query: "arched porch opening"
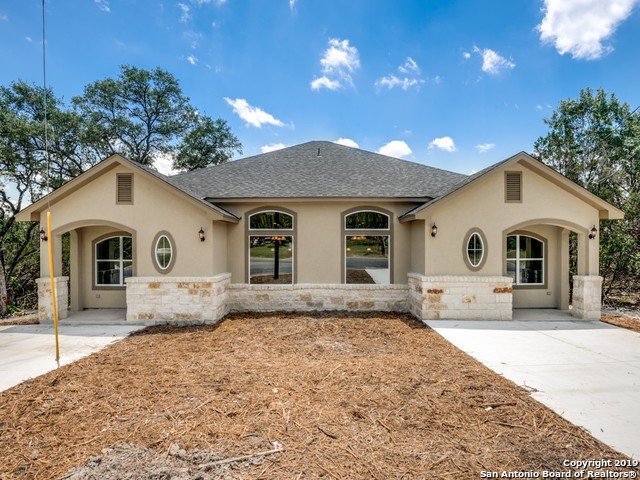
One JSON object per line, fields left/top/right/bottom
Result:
{"left": 50, "top": 220, "right": 137, "bottom": 313}
{"left": 503, "top": 218, "right": 597, "bottom": 311}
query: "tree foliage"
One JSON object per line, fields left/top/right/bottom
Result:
{"left": 534, "top": 88, "right": 640, "bottom": 301}
{"left": 73, "top": 65, "right": 241, "bottom": 170}
{"left": 0, "top": 67, "right": 242, "bottom": 315}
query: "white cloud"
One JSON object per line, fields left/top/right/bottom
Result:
{"left": 334, "top": 138, "right": 359, "bottom": 148}
{"left": 310, "top": 75, "right": 342, "bottom": 91}
{"left": 154, "top": 152, "right": 178, "bottom": 176}
{"left": 428, "top": 136, "right": 457, "bottom": 152}
{"left": 472, "top": 46, "right": 516, "bottom": 74}
{"left": 94, "top": 0, "right": 110, "bottom": 12}
{"left": 375, "top": 57, "right": 424, "bottom": 91}
{"left": 186, "top": 55, "right": 198, "bottom": 65}
{"left": 398, "top": 57, "right": 420, "bottom": 74}
{"left": 261, "top": 143, "right": 287, "bottom": 153}
{"left": 475, "top": 143, "right": 496, "bottom": 153}
{"left": 537, "top": 0, "right": 638, "bottom": 60}
{"left": 191, "top": 0, "right": 227, "bottom": 4}
{"left": 224, "top": 98, "right": 284, "bottom": 128}
{"left": 377, "top": 140, "right": 412, "bottom": 158}
{"left": 311, "top": 38, "right": 360, "bottom": 91}
{"left": 178, "top": 3, "right": 191, "bottom": 23}
{"left": 289, "top": 0, "right": 296, "bottom": 12}
{"left": 375, "top": 75, "right": 421, "bottom": 91}
{"left": 463, "top": 51, "right": 471, "bottom": 59}
{"left": 25, "top": 36, "right": 33, "bottom": 43}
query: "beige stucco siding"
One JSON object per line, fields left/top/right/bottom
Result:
{"left": 413, "top": 164, "right": 600, "bottom": 308}
{"left": 221, "top": 201, "right": 417, "bottom": 284}
{"left": 39, "top": 165, "right": 228, "bottom": 309}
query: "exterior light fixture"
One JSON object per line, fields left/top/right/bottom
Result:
{"left": 39, "top": 228, "right": 48, "bottom": 242}
{"left": 198, "top": 227, "right": 205, "bottom": 241}
{"left": 431, "top": 224, "right": 438, "bottom": 237}
{"left": 588, "top": 225, "right": 597, "bottom": 240}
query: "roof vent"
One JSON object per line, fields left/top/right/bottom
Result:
{"left": 317, "top": 147, "right": 321, "bottom": 157}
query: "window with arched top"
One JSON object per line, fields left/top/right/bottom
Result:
{"left": 506, "top": 234, "right": 545, "bottom": 285}
{"left": 247, "top": 209, "right": 295, "bottom": 284}
{"left": 343, "top": 209, "right": 392, "bottom": 285}
{"left": 95, "top": 235, "right": 133, "bottom": 286}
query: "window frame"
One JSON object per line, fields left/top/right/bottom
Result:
{"left": 245, "top": 207, "right": 297, "bottom": 284}
{"left": 151, "top": 231, "right": 177, "bottom": 274}
{"left": 463, "top": 228, "right": 487, "bottom": 271}
{"left": 93, "top": 233, "right": 133, "bottom": 289}
{"left": 342, "top": 207, "right": 393, "bottom": 284}
{"left": 505, "top": 232, "right": 546, "bottom": 288}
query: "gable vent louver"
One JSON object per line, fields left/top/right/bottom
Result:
{"left": 117, "top": 174, "right": 133, "bottom": 203}
{"left": 505, "top": 172, "right": 522, "bottom": 202}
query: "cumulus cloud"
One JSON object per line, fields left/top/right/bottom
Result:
{"left": 186, "top": 55, "right": 198, "bottom": 65}
{"left": 310, "top": 76, "right": 341, "bottom": 91}
{"left": 178, "top": 3, "right": 191, "bottom": 23}
{"left": 475, "top": 143, "right": 496, "bottom": 153}
{"left": 537, "top": 0, "right": 638, "bottom": 60}
{"left": 310, "top": 38, "right": 360, "bottom": 91}
{"left": 375, "top": 57, "right": 424, "bottom": 91}
{"left": 289, "top": 0, "right": 296, "bottom": 11}
{"left": 334, "top": 138, "right": 359, "bottom": 148}
{"left": 224, "top": 98, "right": 284, "bottom": 128}
{"left": 428, "top": 136, "right": 456, "bottom": 152}
{"left": 463, "top": 51, "right": 471, "bottom": 59}
{"left": 472, "top": 46, "right": 515, "bottom": 74}
{"left": 261, "top": 143, "right": 287, "bottom": 153}
{"left": 95, "top": 0, "right": 110, "bottom": 13}
{"left": 377, "top": 140, "right": 412, "bottom": 158}
{"left": 154, "top": 152, "right": 178, "bottom": 176}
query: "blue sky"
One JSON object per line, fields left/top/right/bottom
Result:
{"left": 1, "top": 0, "right": 639, "bottom": 175}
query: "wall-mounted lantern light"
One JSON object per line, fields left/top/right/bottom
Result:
{"left": 431, "top": 224, "right": 438, "bottom": 237}
{"left": 198, "top": 227, "right": 205, "bottom": 242}
{"left": 39, "top": 228, "right": 48, "bottom": 242}
{"left": 588, "top": 225, "right": 598, "bottom": 240}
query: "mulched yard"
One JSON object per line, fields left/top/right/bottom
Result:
{"left": 1, "top": 312, "right": 638, "bottom": 479}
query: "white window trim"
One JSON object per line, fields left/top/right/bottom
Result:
{"left": 155, "top": 235, "right": 173, "bottom": 271}
{"left": 466, "top": 232, "right": 484, "bottom": 268}
{"left": 507, "top": 234, "right": 545, "bottom": 286}
{"left": 95, "top": 236, "right": 132, "bottom": 287}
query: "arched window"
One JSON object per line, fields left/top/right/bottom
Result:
{"left": 506, "top": 234, "right": 544, "bottom": 285}
{"left": 343, "top": 209, "right": 392, "bottom": 284}
{"left": 95, "top": 235, "right": 133, "bottom": 286}
{"left": 247, "top": 209, "right": 295, "bottom": 284}
{"left": 464, "top": 229, "right": 487, "bottom": 271}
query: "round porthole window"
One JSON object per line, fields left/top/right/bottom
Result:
{"left": 152, "top": 232, "right": 175, "bottom": 273}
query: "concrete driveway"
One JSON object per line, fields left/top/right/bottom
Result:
{"left": 0, "top": 324, "right": 145, "bottom": 392}
{"left": 426, "top": 317, "right": 640, "bottom": 459}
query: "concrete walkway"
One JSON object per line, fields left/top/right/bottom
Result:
{"left": 0, "top": 323, "right": 145, "bottom": 392}
{"left": 426, "top": 316, "right": 640, "bottom": 459}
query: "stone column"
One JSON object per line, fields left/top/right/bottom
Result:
{"left": 36, "top": 277, "right": 69, "bottom": 322}
{"left": 572, "top": 275, "right": 602, "bottom": 320}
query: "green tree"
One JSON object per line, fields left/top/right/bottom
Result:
{"left": 534, "top": 88, "right": 640, "bottom": 300}
{"left": 73, "top": 65, "right": 242, "bottom": 170}
{"left": 0, "top": 81, "right": 85, "bottom": 315}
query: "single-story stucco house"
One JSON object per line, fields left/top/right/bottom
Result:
{"left": 17, "top": 140, "right": 623, "bottom": 323}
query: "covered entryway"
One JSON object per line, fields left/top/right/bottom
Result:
{"left": 504, "top": 219, "right": 599, "bottom": 313}
{"left": 49, "top": 220, "right": 136, "bottom": 315}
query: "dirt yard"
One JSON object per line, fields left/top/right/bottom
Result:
{"left": 1, "top": 312, "right": 637, "bottom": 479}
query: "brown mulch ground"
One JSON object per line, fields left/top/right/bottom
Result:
{"left": 601, "top": 313, "right": 640, "bottom": 333}
{"left": 1, "top": 312, "right": 638, "bottom": 479}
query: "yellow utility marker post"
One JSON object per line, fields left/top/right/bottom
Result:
{"left": 46, "top": 211, "right": 60, "bottom": 366}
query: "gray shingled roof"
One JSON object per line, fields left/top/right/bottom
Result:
{"left": 168, "top": 141, "right": 468, "bottom": 200}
